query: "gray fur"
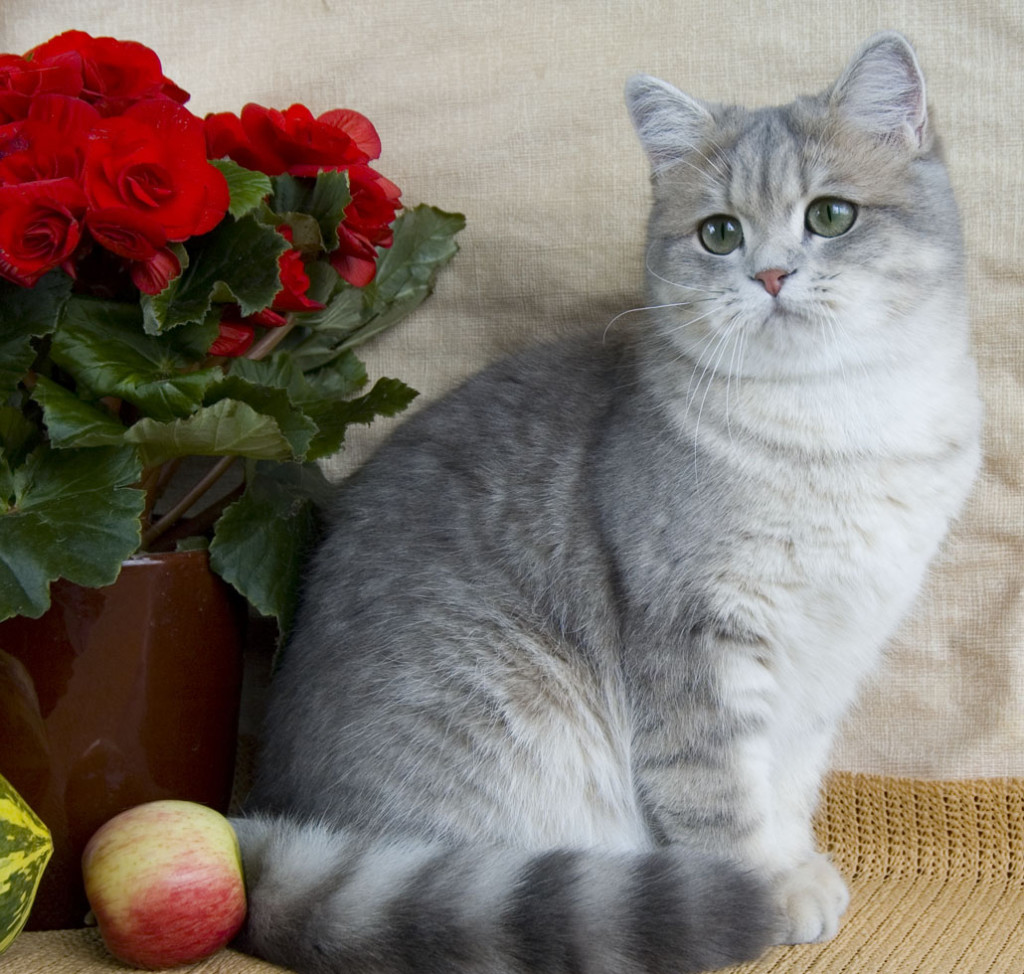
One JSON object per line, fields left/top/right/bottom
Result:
{"left": 236, "top": 32, "right": 981, "bottom": 973}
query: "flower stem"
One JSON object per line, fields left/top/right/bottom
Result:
{"left": 140, "top": 455, "right": 239, "bottom": 550}
{"left": 246, "top": 314, "right": 298, "bottom": 361}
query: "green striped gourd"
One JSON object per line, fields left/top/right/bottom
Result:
{"left": 0, "top": 773, "right": 52, "bottom": 953}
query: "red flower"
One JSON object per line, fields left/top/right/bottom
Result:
{"left": 0, "top": 51, "right": 82, "bottom": 122}
{"left": 330, "top": 165, "right": 402, "bottom": 287}
{"left": 0, "top": 178, "right": 86, "bottom": 285}
{"left": 209, "top": 320, "right": 255, "bottom": 357}
{"left": 83, "top": 99, "right": 228, "bottom": 241}
{"left": 204, "top": 103, "right": 380, "bottom": 176}
{"left": 84, "top": 206, "right": 180, "bottom": 295}
{"left": 275, "top": 247, "right": 324, "bottom": 311}
{"left": 26, "top": 30, "right": 188, "bottom": 116}
{"left": 128, "top": 246, "right": 180, "bottom": 296}
{"left": 271, "top": 226, "right": 325, "bottom": 312}
{"left": 0, "top": 94, "right": 101, "bottom": 184}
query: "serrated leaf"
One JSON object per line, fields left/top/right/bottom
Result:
{"left": 338, "top": 205, "right": 465, "bottom": 351}
{"left": 269, "top": 171, "right": 351, "bottom": 253}
{"left": 162, "top": 310, "right": 222, "bottom": 358}
{"left": 140, "top": 214, "right": 289, "bottom": 333}
{"left": 291, "top": 283, "right": 363, "bottom": 336}
{"left": 0, "top": 446, "right": 144, "bottom": 621}
{"left": 209, "top": 461, "right": 330, "bottom": 633}
{"left": 293, "top": 205, "right": 464, "bottom": 358}
{"left": 303, "top": 260, "right": 339, "bottom": 305}
{"left": 210, "top": 159, "right": 273, "bottom": 218}
{"left": 50, "top": 298, "right": 222, "bottom": 422}
{"left": 30, "top": 376, "right": 126, "bottom": 448}
{"left": 0, "top": 272, "right": 73, "bottom": 397}
{"left": 300, "top": 350, "right": 368, "bottom": 402}
{"left": 304, "top": 376, "right": 417, "bottom": 460}
{"left": 0, "top": 408, "right": 42, "bottom": 470}
{"left": 228, "top": 353, "right": 313, "bottom": 402}
{"left": 205, "top": 376, "right": 317, "bottom": 459}
{"left": 123, "top": 398, "right": 295, "bottom": 467}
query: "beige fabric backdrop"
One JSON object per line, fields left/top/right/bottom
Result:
{"left": 3, "top": 0, "right": 1022, "bottom": 778}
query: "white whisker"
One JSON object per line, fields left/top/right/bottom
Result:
{"left": 602, "top": 301, "right": 701, "bottom": 342}
{"left": 644, "top": 249, "right": 726, "bottom": 296}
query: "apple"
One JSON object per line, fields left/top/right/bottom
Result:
{"left": 81, "top": 800, "right": 247, "bottom": 969}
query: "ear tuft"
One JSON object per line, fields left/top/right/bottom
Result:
{"left": 625, "top": 74, "right": 714, "bottom": 172}
{"left": 831, "top": 31, "right": 928, "bottom": 148}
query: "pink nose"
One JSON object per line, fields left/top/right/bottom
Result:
{"left": 754, "top": 268, "right": 790, "bottom": 297}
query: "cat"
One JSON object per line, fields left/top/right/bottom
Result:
{"left": 234, "top": 31, "right": 982, "bottom": 974}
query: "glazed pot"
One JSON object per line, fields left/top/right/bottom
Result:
{"left": 0, "top": 549, "right": 244, "bottom": 929}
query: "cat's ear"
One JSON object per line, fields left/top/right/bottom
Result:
{"left": 830, "top": 32, "right": 928, "bottom": 148}
{"left": 625, "top": 75, "right": 714, "bottom": 172}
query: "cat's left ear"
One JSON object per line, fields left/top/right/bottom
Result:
{"left": 830, "top": 32, "right": 929, "bottom": 149}
{"left": 625, "top": 74, "right": 714, "bottom": 172}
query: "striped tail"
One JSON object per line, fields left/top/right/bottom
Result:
{"left": 232, "top": 816, "right": 775, "bottom": 974}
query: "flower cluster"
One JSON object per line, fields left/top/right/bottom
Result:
{"left": 0, "top": 31, "right": 463, "bottom": 631}
{"left": 0, "top": 30, "right": 402, "bottom": 355}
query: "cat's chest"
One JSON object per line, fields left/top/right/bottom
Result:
{"left": 709, "top": 446, "right": 966, "bottom": 671}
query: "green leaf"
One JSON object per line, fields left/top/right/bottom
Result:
{"left": 228, "top": 353, "right": 313, "bottom": 403}
{"left": 292, "top": 205, "right": 465, "bottom": 359}
{"left": 0, "top": 272, "right": 73, "bottom": 398}
{"left": 0, "top": 446, "right": 144, "bottom": 621}
{"left": 300, "top": 350, "right": 368, "bottom": 402}
{"left": 210, "top": 159, "right": 273, "bottom": 219}
{"left": 140, "top": 214, "right": 289, "bottom": 333}
{"left": 224, "top": 350, "right": 397, "bottom": 460}
{"left": 30, "top": 376, "right": 126, "bottom": 448}
{"left": 230, "top": 349, "right": 367, "bottom": 404}
{"left": 123, "top": 398, "right": 295, "bottom": 467}
{"left": 303, "top": 260, "right": 339, "bottom": 305}
{"left": 304, "top": 376, "right": 417, "bottom": 460}
{"left": 162, "top": 309, "right": 222, "bottom": 359}
{"left": 269, "top": 171, "right": 351, "bottom": 253}
{"left": 338, "top": 205, "right": 465, "bottom": 351}
{"left": 291, "top": 283, "right": 363, "bottom": 337}
{"left": 0, "top": 407, "right": 41, "bottom": 471}
{"left": 205, "top": 376, "right": 317, "bottom": 459}
{"left": 50, "top": 298, "right": 222, "bottom": 422}
{"left": 209, "top": 461, "right": 330, "bottom": 633}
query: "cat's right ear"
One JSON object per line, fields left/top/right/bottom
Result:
{"left": 625, "top": 75, "right": 713, "bottom": 173}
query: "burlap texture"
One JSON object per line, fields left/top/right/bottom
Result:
{"left": 1, "top": 0, "right": 1021, "bottom": 773}
{"left": 3, "top": 774, "right": 1022, "bottom": 973}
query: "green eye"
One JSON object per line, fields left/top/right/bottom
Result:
{"left": 806, "top": 197, "right": 857, "bottom": 237}
{"left": 699, "top": 215, "right": 744, "bottom": 255}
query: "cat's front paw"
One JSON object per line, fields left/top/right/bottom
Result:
{"left": 772, "top": 855, "right": 850, "bottom": 944}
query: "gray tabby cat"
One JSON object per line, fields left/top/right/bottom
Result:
{"left": 235, "top": 32, "right": 981, "bottom": 974}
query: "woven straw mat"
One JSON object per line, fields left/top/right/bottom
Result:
{"left": 2, "top": 773, "right": 1021, "bottom": 974}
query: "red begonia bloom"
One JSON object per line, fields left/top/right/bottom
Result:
{"left": 0, "top": 94, "right": 101, "bottom": 184}
{"left": 329, "top": 165, "right": 402, "bottom": 287}
{"left": 0, "top": 51, "right": 82, "bottom": 122}
{"left": 271, "top": 226, "right": 325, "bottom": 312}
{"left": 204, "top": 103, "right": 380, "bottom": 176}
{"left": 209, "top": 320, "right": 255, "bottom": 357}
{"left": 26, "top": 30, "right": 188, "bottom": 116}
{"left": 84, "top": 205, "right": 181, "bottom": 295}
{"left": 83, "top": 99, "right": 228, "bottom": 242}
{"left": 0, "top": 177, "right": 87, "bottom": 285}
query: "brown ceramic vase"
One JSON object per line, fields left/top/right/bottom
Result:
{"left": 0, "top": 549, "right": 244, "bottom": 929}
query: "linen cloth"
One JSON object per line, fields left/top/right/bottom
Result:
{"left": 2, "top": 0, "right": 1021, "bottom": 789}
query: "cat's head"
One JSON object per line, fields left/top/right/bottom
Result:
{"left": 625, "top": 32, "right": 966, "bottom": 380}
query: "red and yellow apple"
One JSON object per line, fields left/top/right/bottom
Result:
{"left": 81, "top": 800, "right": 247, "bottom": 969}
